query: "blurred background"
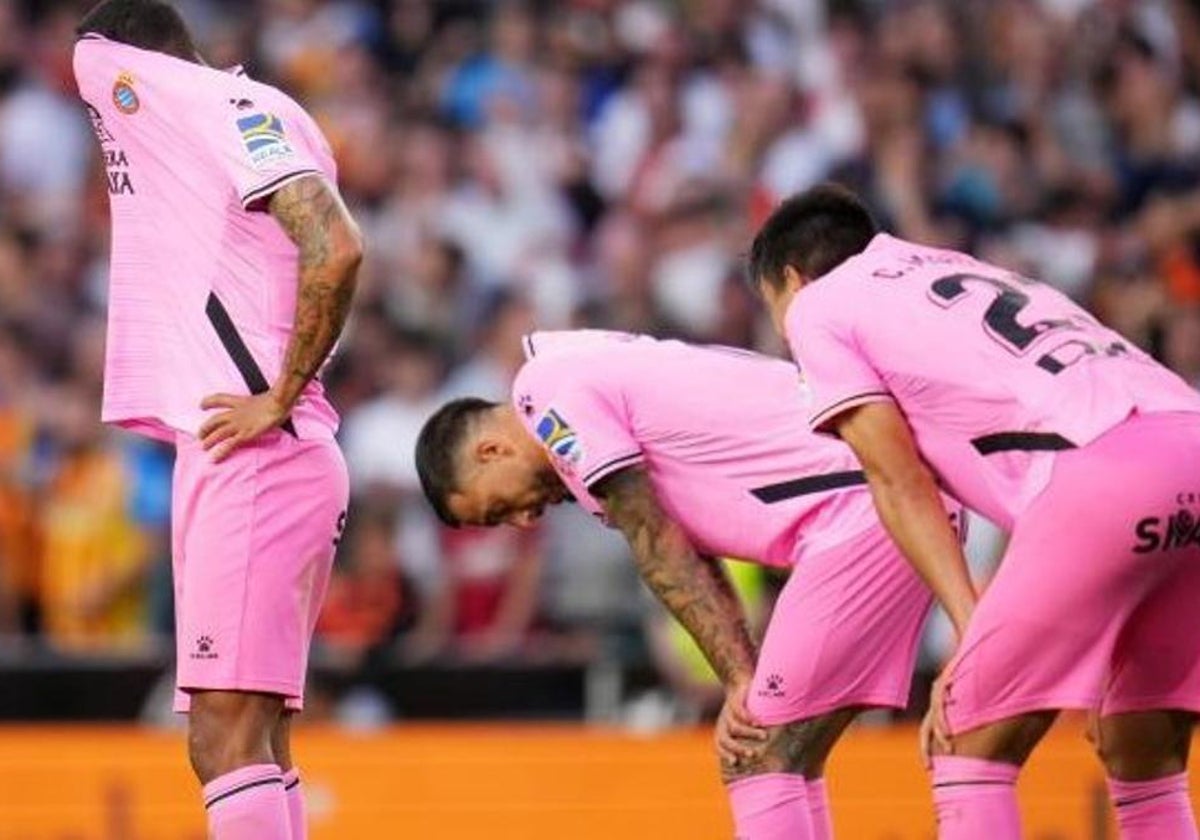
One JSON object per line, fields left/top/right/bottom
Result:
{"left": 1, "top": 0, "right": 1199, "bottom": 836}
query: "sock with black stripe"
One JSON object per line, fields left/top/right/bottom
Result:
{"left": 1107, "top": 772, "right": 1198, "bottom": 840}
{"left": 282, "top": 768, "right": 307, "bottom": 840}
{"left": 727, "top": 773, "right": 812, "bottom": 839}
{"left": 931, "top": 755, "right": 1021, "bottom": 839}
{"left": 203, "top": 763, "right": 291, "bottom": 840}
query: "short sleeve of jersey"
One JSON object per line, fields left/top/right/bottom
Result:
{"left": 787, "top": 291, "right": 892, "bottom": 433}
{"left": 209, "top": 92, "right": 325, "bottom": 210}
{"left": 516, "top": 360, "right": 644, "bottom": 490}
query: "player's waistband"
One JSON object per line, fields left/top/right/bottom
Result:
{"left": 970, "top": 431, "right": 1076, "bottom": 456}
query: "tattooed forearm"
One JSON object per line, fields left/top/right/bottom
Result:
{"left": 267, "top": 174, "right": 363, "bottom": 409}
{"left": 595, "top": 467, "right": 757, "bottom": 686}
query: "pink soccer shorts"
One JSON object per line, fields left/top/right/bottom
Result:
{"left": 942, "top": 411, "right": 1200, "bottom": 735}
{"left": 747, "top": 515, "right": 952, "bottom": 724}
{"left": 171, "top": 429, "right": 348, "bottom": 713}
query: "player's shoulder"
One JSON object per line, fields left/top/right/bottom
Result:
{"left": 795, "top": 264, "right": 860, "bottom": 327}
{"left": 230, "top": 73, "right": 305, "bottom": 113}
{"left": 72, "top": 34, "right": 178, "bottom": 93}
{"left": 515, "top": 334, "right": 627, "bottom": 395}
{"left": 524, "top": 329, "right": 653, "bottom": 358}
{"left": 514, "top": 346, "right": 595, "bottom": 389}
{"left": 227, "top": 74, "right": 324, "bottom": 141}
{"left": 802, "top": 234, "right": 967, "bottom": 315}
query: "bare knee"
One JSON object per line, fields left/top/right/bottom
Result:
{"left": 948, "top": 710, "right": 1057, "bottom": 766}
{"left": 188, "top": 691, "right": 285, "bottom": 784}
{"left": 1093, "top": 711, "right": 1194, "bottom": 781}
{"left": 720, "top": 708, "right": 859, "bottom": 784}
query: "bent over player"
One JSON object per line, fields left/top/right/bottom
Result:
{"left": 73, "top": 2, "right": 362, "bottom": 838}
{"left": 750, "top": 184, "right": 1200, "bottom": 839}
{"left": 416, "top": 330, "right": 961, "bottom": 839}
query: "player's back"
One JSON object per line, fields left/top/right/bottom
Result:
{"left": 515, "top": 331, "right": 881, "bottom": 566}
{"left": 793, "top": 234, "right": 1200, "bottom": 526}
{"left": 72, "top": 35, "right": 338, "bottom": 441}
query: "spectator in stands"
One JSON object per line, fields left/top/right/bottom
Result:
{"left": 316, "top": 502, "right": 413, "bottom": 663}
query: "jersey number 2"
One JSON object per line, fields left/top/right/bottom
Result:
{"left": 928, "top": 273, "right": 1127, "bottom": 374}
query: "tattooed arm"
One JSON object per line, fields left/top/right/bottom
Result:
{"left": 267, "top": 174, "right": 363, "bottom": 411}
{"left": 198, "top": 174, "right": 362, "bottom": 460}
{"left": 593, "top": 466, "right": 757, "bottom": 686}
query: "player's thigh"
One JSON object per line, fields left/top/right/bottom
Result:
{"left": 1102, "top": 548, "right": 1200, "bottom": 721}
{"left": 942, "top": 416, "right": 1198, "bottom": 738}
{"left": 174, "top": 434, "right": 347, "bottom": 703}
{"left": 1095, "top": 546, "right": 1200, "bottom": 779}
{"left": 748, "top": 524, "right": 932, "bottom": 727}
{"left": 242, "top": 436, "right": 348, "bottom": 689}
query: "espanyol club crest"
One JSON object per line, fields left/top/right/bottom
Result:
{"left": 112, "top": 72, "right": 139, "bottom": 114}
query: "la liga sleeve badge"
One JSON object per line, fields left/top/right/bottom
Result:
{"left": 535, "top": 408, "right": 584, "bottom": 470}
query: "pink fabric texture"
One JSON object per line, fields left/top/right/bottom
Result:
{"left": 1108, "top": 773, "right": 1199, "bottom": 840}
{"left": 806, "top": 777, "right": 834, "bottom": 840}
{"left": 932, "top": 756, "right": 1021, "bottom": 840}
{"left": 203, "top": 763, "right": 290, "bottom": 840}
{"left": 72, "top": 35, "right": 339, "bottom": 443}
{"left": 727, "top": 773, "right": 812, "bottom": 840}
{"left": 283, "top": 768, "right": 306, "bottom": 840}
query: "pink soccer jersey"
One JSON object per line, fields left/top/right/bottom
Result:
{"left": 788, "top": 233, "right": 1200, "bottom": 528}
{"left": 72, "top": 35, "right": 339, "bottom": 442}
{"left": 511, "top": 330, "right": 881, "bottom": 566}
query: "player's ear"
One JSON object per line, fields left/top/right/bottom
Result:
{"left": 782, "top": 264, "right": 807, "bottom": 292}
{"left": 475, "top": 435, "right": 514, "bottom": 464}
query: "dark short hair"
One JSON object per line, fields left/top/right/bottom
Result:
{"left": 414, "top": 398, "right": 499, "bottom": 527}
{"left": 77, "top": 0, "right": 197, "bottom": 60}
{"left": 748, "top": 183, "right": 878, "bottom": 291}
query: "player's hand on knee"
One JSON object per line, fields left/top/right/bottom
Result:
{"left": 199, "top": 392, "right": 290, "bottom": 462}
{"left": 716, "top": 680, "right": 769, "bottom": 769}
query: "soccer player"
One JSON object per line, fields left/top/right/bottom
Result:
{"left": 416, "top": 330, "right": 962, "bottom": 839}
{"left": 749, "top": 184, "right": 1200, "bottom": 839}
{"left": 72, "top": 3, "right": 362, "bottom": 838}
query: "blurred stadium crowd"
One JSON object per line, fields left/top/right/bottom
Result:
{"left": 2, "top": 0, "right": 1200, "bottom": 721}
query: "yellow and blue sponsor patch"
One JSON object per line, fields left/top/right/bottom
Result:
{"left": 236, "top": 112, "right": 293, "bottom": 169}
{"left": 536, "top": 409, "right": 583, "bottom": 468}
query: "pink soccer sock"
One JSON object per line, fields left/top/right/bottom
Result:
{"left": 1108, "top": 773, "right": 1199, "bottom": 840}
{"left": 931, "top": 756, "right": 1021, "bottom": 840}
{"left": 806, "top": 777, "right": 834, "bottom": 839}
{"left": 727, "top": 773, "right": 812, "bottom": 839}
{"left": 282, "top": 768, "right": 307, "bottom": 840}
{"left": 203, "top": 763, "right": 291, "bottom": 840}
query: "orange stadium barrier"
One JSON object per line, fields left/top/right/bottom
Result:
{"left": 1, "top": 721, "right": 1197, "bottom": 839}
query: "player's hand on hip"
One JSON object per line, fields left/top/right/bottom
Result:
{"left": 199, "top": 392, "right": 289, "bottom": 462}
{"left": 920, "top": 668, "right": 954, "bottom": 768}
{"left": 716, "top": 679, "right": 769, "bottom": 769}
